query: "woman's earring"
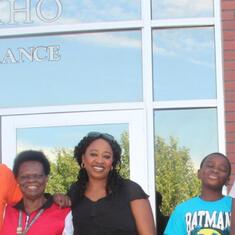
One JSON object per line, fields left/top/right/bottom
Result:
{"left": 81, "top": 162, "right": 85, "bottom": 168}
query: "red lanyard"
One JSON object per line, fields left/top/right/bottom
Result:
{"left": 16, "top": 209, "right": 44, "bottom": 235}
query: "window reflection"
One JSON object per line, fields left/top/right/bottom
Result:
{"left": 154, "top": 108, "right": 218, "bottom": 167}
{"left": 17, "top": 124, "right": 128, "bottom": 155}
{"left": 153, "top": 27, "right": 216, "bottom": 101}
{"left": 0, "top": 0, "right": 141, "bottom": 28}
{"left": 0, "top": 31, "right": 142, "bottom": 108}
{"left": 154, "top": 108, "right": 218, "bottom": 216}
{"left": 152, "top": 0, "right": 213, "bottom": 19}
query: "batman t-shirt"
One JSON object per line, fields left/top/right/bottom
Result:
{"left": 164, "top": 196, "right": 232, "bottom": 235}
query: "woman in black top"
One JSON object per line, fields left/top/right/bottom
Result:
{"left": 66, "top": 132, "right": 156, "bottom": 235}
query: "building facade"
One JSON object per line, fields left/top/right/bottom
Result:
{"left": 0, "top": 0, "right": 234, "bottom": 215}
{"left": 222, "top": 0, "right": 235, "bottom": 182}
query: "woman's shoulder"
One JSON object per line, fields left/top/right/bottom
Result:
{"left": 122, "top": 179, "right": 142, "bottom": 188}
{"left": 120, "top": 179, "right": 149, "bottom": 201}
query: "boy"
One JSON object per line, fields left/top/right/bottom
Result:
{"left": 164, "top": 152, "right": 232, "bottom": 235}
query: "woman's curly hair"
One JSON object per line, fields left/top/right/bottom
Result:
{"left": 69, "top": 132, "right": 124, "bottom": 206}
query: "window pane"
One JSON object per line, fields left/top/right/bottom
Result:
{"left": 0, "top": 0, "right": 141, "bottom": 28}
{"left": 152, "top": 0, "right": 213, "bottom": 19}
{"left": 154, "top": 108, "right": 218, "bottom": 215}
{"left": 153, "top": 27, "right": 216, "bottom": 101}
{"left": 0, "top": 31, "right": 142, "bottom": 108}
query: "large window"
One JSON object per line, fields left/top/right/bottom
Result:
{"left": 151, "top": 0, "right": 224, "bottom": 216}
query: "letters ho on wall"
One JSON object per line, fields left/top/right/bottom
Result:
{"left": 0, "top": 0, "right": 63, "bottom": 64}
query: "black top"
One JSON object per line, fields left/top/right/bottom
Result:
{"left": 156, "top": 209, "right": 169, "bottom": 235}
{"left": 71, "top": 179, "right": 148, "bottom": 235}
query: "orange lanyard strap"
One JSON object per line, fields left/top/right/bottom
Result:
{"left": 16, "top": 209, "right": 44, "bottom": 235}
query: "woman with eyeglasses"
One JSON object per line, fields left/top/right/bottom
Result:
{"left": 0, "top": 150, "right": 70, "bottom": 235}
{"left": 64, "top": 132, "right": 156, "bottom": 235}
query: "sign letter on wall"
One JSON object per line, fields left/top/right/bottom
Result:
{"left": 0, "top": 45, "right": 61, "bottom": 64}
{"left": 0, "top": 0, "right": 62, "bottom": 25}
{"left": 36, "top": 0, "right": 62, "bottom": 23}
{"left": 8, "top": 0, "right": 33, "bottom": 24}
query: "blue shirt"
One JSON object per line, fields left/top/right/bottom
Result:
{"left": 164, "top": 196, "right": 232, "bottom": 235}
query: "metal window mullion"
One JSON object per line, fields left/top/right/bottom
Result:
{"left": 214, "top": 0, "right": 226, "bottom": 154}
{"left": 141, "top": 0, "right": 156, "bottom": 220}
{"left": 153, "top": 99, "right": 218, "bottom": 110}
{"left": 0, "top": 102, "right": 145, "bottom": 116}
{"left": 151, "top": 17, "right": 214, "bottom": 28}
{"left": 0, "top": 20, "right": 144, "bottom": 38}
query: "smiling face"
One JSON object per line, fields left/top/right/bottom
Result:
{"left": 198, "top": 154, "right": 230, "bottom": 191}
{"left": 82, "top": 138, "right": 114, "bottom": 181}
{"left": 17, "top": 161, "right": 48, "bottom": 200}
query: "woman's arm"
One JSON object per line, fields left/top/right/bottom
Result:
{"left": 53, "top": 193, "right": 71, "bottom": 208}
{"left": 130, "top": 199, "right": 157, "bottom": 235}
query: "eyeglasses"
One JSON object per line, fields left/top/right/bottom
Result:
{"left": 87, "top": 132, "right": 115, "bottom": 141}
{"left": 18, "top": 174, "right": 45, "bottom": 182}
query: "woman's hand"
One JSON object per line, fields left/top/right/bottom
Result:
{"left": 53, "top": 193, "right": 71, "bottom": 208}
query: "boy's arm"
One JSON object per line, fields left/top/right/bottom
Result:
{"left": 230, "top": 181, "right": 235, "bottom": 235}
{"left": 231, "top": 199, "right": 235, "bottom": 235}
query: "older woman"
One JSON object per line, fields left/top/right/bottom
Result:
{"left": 65, "top": 132, "right": 156, "bottom": 235}
{"left": 0, "top": 150, "right": 70, "bottom": 235}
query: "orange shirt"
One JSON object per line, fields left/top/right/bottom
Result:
{"left": 0, "top": 164, "right": 22, "bottom": 230}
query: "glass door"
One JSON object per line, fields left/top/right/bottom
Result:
{"left": 1, "top": 110, "right": 149, "bottom": 193}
